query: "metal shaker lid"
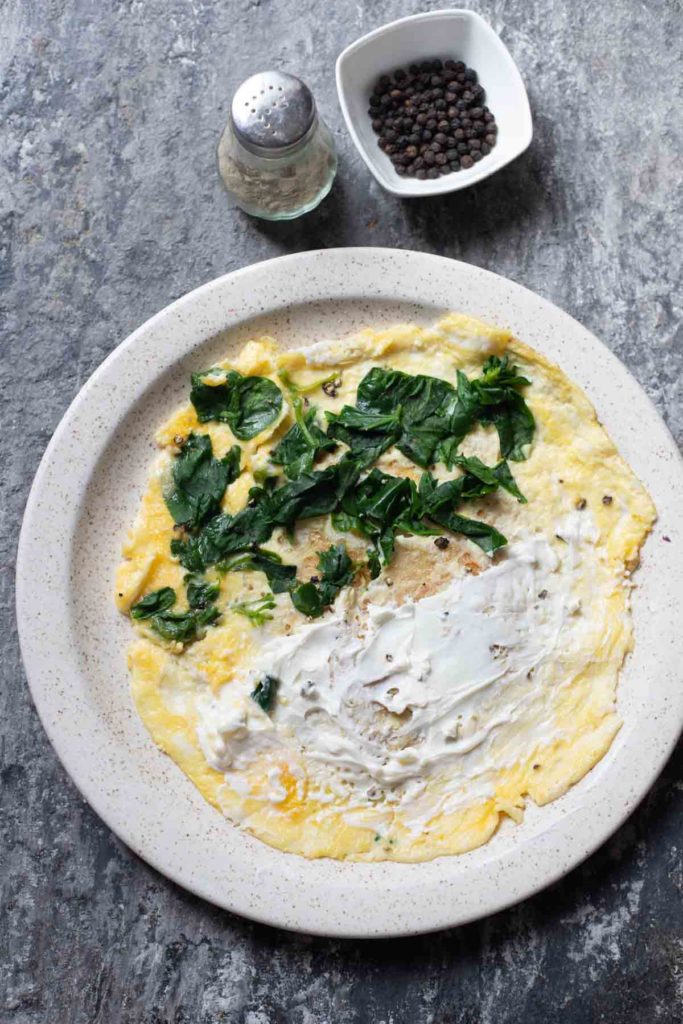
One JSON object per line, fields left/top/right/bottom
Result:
{"left": 231, "top": 71, "right": 317, "bottom": 155}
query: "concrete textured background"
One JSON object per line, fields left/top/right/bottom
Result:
{"left": 2, "top": 0, "right": 682, "bottom": 1020}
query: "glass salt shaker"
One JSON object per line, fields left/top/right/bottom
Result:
{"left": 217, "top": 70, "right": 337, "bottom": 221}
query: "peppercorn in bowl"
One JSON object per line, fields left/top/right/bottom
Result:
{"left": 336, "top": 9, "right": 533, "bottom": 196}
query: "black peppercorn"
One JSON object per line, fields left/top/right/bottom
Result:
{"left": 367, "top": 56, "right": 496, "bottom": 179}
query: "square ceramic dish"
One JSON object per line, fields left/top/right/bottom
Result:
{"left": 336, "top": 9, "right": 533, "bottom": 197}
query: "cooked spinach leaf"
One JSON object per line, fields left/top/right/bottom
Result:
{"left": 329, "top": 357, "right": 535, "bottom": 470}
{"left": 326, "top": 406, "right": 401, "bottom": 468}
{"left": 290, "top": 581, "right": 325, "bottom": 618}
{"left": 151, "top": 604, "right": 220, "bottom": 644}
{"left": 231, "top": 593, "right": 276, "bottom": 625}
{"left": 130, "top": 582, "right": 220, "bottom": 643}
{"left": 190, "top": 368, "right": 282, "bottom": 440}
{"left": 164, "top": 434, "right": 240, "bottom": 529}
{"left": 449, "top": 455, "right": 526, "bottom": 503}
{"left": 489, "top": 459, "right": 527, "bottom": 503}
{"left": 170, "top": 501, "right": 274, "bottom": 571}
{"left": 317, "top": 542, "right": 355, "bottom": 590}
{"left": 482, "top": 392, "right": 535, "bottom": 462}
{"left": 291, "top": 543, "right": 355, "bottom": 618}
{"left": 257, "top": 459, "right": 361, "bottom": 528}
{"left": 218, "top": 548, "right": 297, "bottom": 593}
{"left": 334, "top": 469, "right": 439, "bottom": 567}
{"left": 432, "top": 370, "right": 480, "bottom": 468}
{"left": 471, "top": 356, "right": 534, "bottom": 461}
{"left": 367, "top": 547, "right": 381, "bottom": 579}
{"left": 355, "top": 366, "right": 458, "bottom": 468}
{"left": 251, "top": 674, "right": 279, "bottom": 712}
{"left": 418, "top": 471, "right": 507, "bottom": 554}
{"left": 131, "top": 587, "right": 176, "bottom": 619}
{"left": 170, "top": 461, "right": 358, "bottom": 576}
{"left": 271, "top": 406, "right": 337, "bottom": 479}
{"left": 184, "top": 573, "right": 220, "bottom": 609}
{"left": 472, "top": 354, "right": 531, "bottom": 401}
{"left": 427, "top": 508, "right": 507, "bottom": 555}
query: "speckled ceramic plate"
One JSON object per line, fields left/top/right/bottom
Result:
{"left": 16, "top": 249, "right": 683, "bottom": 937}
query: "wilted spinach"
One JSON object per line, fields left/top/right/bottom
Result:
{"left": 327, "top": 357, "right": 534, "bottom": 470}
{"left": 131, "top": 587, "right": 176, "bottom": 619}
{"left": 218, "top": 548, "right": 297, "bottom": 593}
{"left": 131, "top": 580, "right": 220, "bottom": 644}
{"left": 161, "top": 354, "right": 536, "bottom": 618}
{"left": 184, "top": 573, "right": 220, "bottom": 609}
{"left": 169, "top": 462, "right": 358, "bottom": 577}
{"left": 271, "top": 406, "right": 337, "bottom": 479}
{"left": 334, "top": 469, "right": 439, "bottom": 566}
{"left": 290, "top": 543, "right": 355, "bottom": 618}
{"left": 470, "top": 356, "right": 535, "bottom": 462}
{"left": 417, "top": 471, "right": 508, "bottom": 555}
{"left": 231, "top": 593, "right": 276, "bottom": 625}
{"left": 151, "top": 604, "right": 220, "bottom": 643}
{"left": 448, "top": 455, "right": 527, "bottom": 503}
{"left": 326, "top": 406, "right": 401, "bottom": 468}
{"left": 164, "top": 434, "right": 240, "bottom": 529}
{"left": 190, "top": 368, "right": 282, "bottom": 440}
{"left": 354, "top": 366, "right": 459, "bottom": 468}
{"left": 251, "top": 674, "right": 280, "bottom": 712}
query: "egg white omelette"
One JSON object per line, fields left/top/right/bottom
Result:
{"left": 115, "top": 314, "right": 655, "bottom": 861}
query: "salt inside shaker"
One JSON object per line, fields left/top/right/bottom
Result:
{"left": 218, "top": 71, "right": 337, "bottom": 220}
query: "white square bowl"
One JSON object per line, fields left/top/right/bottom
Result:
{"left": 335, "top": 9, "right": 533, "bottom": 197}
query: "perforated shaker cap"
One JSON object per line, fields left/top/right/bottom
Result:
{"left": 231, "top": 71, "right": 317, "bottom": 155}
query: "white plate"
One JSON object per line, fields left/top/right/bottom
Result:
{"left": 16, "top": 249, "right": 683, "bottom": 938}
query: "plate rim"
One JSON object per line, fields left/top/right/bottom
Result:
{"left": 16, "top": 247, "right": 683, "bottom": 937}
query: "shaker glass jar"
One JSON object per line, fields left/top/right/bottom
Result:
{"left": 217, "top": 71, "right": 337, "bottom": 221}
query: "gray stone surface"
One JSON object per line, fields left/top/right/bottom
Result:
{"left": 2, "top": 0, "right": 682, "bottom": 1020}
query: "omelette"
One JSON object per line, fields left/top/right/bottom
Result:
{"left": 115, "top": 314, "right": 656, "bottom": 861}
